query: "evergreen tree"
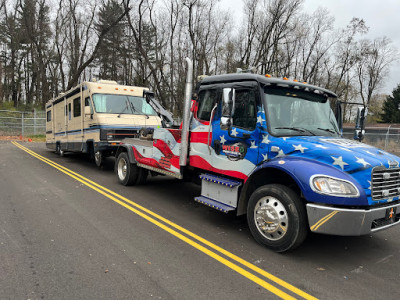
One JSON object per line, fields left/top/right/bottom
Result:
{"left": 381, "top": 85, "right": 400, "bottom": 123}
{"left": 96, "top": 0, "right": 127, "bottom": 82}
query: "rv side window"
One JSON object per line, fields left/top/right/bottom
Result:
{"left": 68, "top": 103, "right": 71, "bottom": 120}
{"left": 65, "top": 105, "right": 67, "bottom": 116}
{"left": 47, "top": 110, "right": 51, "bottom": 122}
{"left": 85, "top": 97, "right": 93, "bottom": 114}
{"left": 73, "top": 97, "right": 81, "bottom": 117}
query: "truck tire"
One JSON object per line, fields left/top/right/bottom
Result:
{"left": 94, "top": 150, "right": 104, "bottom": 167}
{"left": 116, "top": 152, "right": 139, "bottom": 186}
{"left": 247, "top": 184, "right": 307, "bottom": 252}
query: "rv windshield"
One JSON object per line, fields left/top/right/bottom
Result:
{"left": 92, "top": 94, "right": 157, "bottom": 116}
{"left": 264, "top": 87, "right": 339, "bottom": 137}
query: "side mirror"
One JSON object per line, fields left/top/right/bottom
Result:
{"left": 143, "top": 90, "right": 155, "bottom": 104}
{"left": 221, "top": 88, "right": 235, "bottom": 130}
{"left": 354, "top": 106, "right": 367, "bottom": 141}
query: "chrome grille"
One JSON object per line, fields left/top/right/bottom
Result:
{"left": 371, "top": 167, "right": 400, "bottom": 200}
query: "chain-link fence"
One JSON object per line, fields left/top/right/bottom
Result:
{"left": 0, "top": 109, "right": 46, "bottom": 136}
{"left": 0, "top": 110, "right": 399, "bottom": 153}
{"left": 343, "top": 126, "right": 400, "bottom": 155}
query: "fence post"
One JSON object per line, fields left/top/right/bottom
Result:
{"left": 21, "top": 112, "right": 24, "bottom": 137}
{"left": 385, "top": 125, "right": 391, "bottom": 150}
{"left": 34, "top": 108, "right": 37, "bottom": 135}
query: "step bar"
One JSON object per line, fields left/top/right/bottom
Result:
{"left": 194, "top": 196, "right": 235, "bottom": 213}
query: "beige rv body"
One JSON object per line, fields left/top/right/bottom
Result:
{"left": 45, "top": 80, "right": 162, "bottom": 162}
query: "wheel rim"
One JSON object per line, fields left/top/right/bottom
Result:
{"left": 254, "top": 196, "right": 289, "bottom": 241}
{"left": 117, "top": 157, "right": 127, "bottom": 181}
{"left": 95, "top": 151, "right": 102, "bottom": 164}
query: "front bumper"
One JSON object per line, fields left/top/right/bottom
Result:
{"left": 306, "top": 202, "right": 400, "bottom": 236}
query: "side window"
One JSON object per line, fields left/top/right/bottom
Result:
{"left": 197, "top": 89, "right": 218, "bottom": 121}
{"left": 232, "top": 89, "right": 257, "bottom": 130}
{"left": 73, "top": 97, "right": 81, "bottom": 117}
{"left": 47, "top": 110, "right": 51, "bottom": 122}
{"left": 85, "top": 97, "right": 93, "bottom": 115}
{"left": 68, "top": 103, "right": 72, "bottom": 120}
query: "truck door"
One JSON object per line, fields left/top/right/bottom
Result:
{"left": 211, "top": 82, "right": 262, "bottom": 179}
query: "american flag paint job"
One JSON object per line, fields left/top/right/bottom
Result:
{"left": 130, "top": 107, "right": 400, "bottom": 208}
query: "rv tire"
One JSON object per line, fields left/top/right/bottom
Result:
{"left": 58, "top": 145, "right": 65, "bottom": 157}
{"left": 94, "top": 150, "right": 104, "bottom": 167}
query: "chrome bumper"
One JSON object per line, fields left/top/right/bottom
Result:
{"left": 306, "top": 203, "right": 400, "bottom": 236}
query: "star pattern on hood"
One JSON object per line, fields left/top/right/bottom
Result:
{"left": 293, "top": 144, "right": 307, "bottom": 153}
{"left": 276, "top": 149, "right": 285, "bottom": 158}
{"left": 356, "top": 157, "right": 371, "bottom": 168}
{"left": 331, "top": 156, "right": 348, "bottom": 170}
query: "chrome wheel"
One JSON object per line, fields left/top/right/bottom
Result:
{"left": 254, "top": 196, "right": 289, "bottom": 241}
{"left": 94, "top": 151, "right": 103, "bottom": 167}
{"left": 117, "top": 157, "right": 128, "bottom": 181}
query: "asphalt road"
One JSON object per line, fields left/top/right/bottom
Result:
{"left": 1, "top": 141, "right": 399, "bottom": 299}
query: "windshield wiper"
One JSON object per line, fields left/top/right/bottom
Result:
{"left": 274, "top": 127, "right": 316, "bottom": 136}
{"left": 317, "top": 127, "right": 337, "bottom": 134}
{"left": 127, "top": 99, "right": 137, "bottom": 114}
{"left": 118, "top": 101, "right": 130, "bottom": 118}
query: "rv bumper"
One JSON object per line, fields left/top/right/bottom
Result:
{"left": 306, "top": 202, "right": 400, "bottom": 236}
{"left": 94, "top": 141, "right": 120, "bottom": 152}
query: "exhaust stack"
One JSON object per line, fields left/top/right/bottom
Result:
{"left": 179, "top": 58, "right": 193, "bottom": 167}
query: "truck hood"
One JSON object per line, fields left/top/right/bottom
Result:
{"left": 268, "top": 136, "right": 400, "bottom": 204}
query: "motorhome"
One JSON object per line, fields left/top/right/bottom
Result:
{"left": 45, "top": 80, "right": 162, "bottom": 166}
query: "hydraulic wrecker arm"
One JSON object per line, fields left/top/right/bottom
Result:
{"left": 143, "top": 91, "right": 175, "bottom": 126}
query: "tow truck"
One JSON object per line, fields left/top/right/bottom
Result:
{"left": 114, "top": 58, "right": 400, "bottom": 252}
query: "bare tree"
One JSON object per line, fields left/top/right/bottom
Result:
{"left": 357, "top": 37, "right": 399, "bottom": 107}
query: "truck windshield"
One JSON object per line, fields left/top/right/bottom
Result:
{"left": 264, "top": 87, "right": 339, "bottom": 137}
{"left": 92, "top": 94, "right": 157, "bottom": 116}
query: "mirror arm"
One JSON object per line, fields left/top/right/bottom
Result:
{"left": 207, "top": 103, "right": 218, "bottom": 154}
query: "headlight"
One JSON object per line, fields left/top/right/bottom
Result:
{"left": 310, "top": 175, "right": 359, "bottom": 197}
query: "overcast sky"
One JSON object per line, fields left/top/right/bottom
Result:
{"left": 220, "top": 0, "right": 400, "bottom": 95}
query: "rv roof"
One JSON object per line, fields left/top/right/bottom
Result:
{"left": 46, "top": 81, "right": 150, "bottom": 107}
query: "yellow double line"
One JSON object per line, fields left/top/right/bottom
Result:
{"left": 12, "top": 141, "right": 317, "bottom": 300}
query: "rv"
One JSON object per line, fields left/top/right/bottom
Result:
{"left": 45, "top": 80, "right": 162, "bottom": 166}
